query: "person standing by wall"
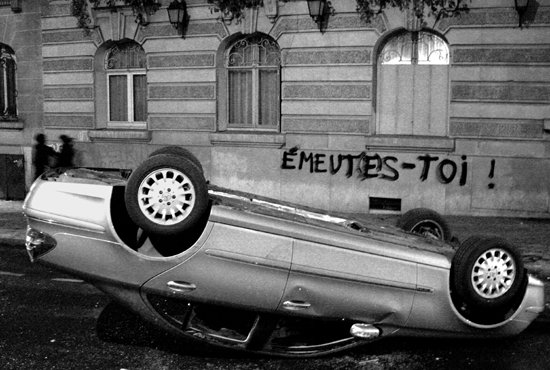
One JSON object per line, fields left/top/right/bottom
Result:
{"left": 57, "top": 134, "right": 75, "bottom": 168}
{"left": 32, "top": 133, "right": 57, "bottom": 180}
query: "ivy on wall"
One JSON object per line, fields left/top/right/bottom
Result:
{"left": 355, "top": 0, "right": 470, "bottom": 26}
{"left": 70, "top": 0, "right": 91, "bottom": 30}
{"left": 206, "top": 0, "right": 469, "bottom": 24}
{"left": 207, "top": 0, "right": 264, "bottom": 20}
{"left": 70, "top": 0, "right": 469, "bottom": 32}
{"left": 70, "top": 0, "right": 161, "bottom": 32}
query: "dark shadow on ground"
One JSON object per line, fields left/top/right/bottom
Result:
{"left": 96, "top": 299, "right": 550, "bottom": 367}
{"left": 96, "top": 300, "right": 246, "bottom": 358}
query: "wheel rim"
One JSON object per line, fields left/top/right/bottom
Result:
{"left": 137, "top": 168, "right": 196, "bottom": 225}
{"left": 471, "top": 248, "right": 516, "bottom": 299}
{"left": 411, "top": 220, "right": 444, "bottom": 240}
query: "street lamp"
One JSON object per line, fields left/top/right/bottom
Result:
{"left": 514, "top": 0, "right": 532, "bottom": 28}
{"left": 167, "top": 0, "right": 188, "bottom": 38}
{"left": 307, "top": 0, "right": 328, "bottom": 32}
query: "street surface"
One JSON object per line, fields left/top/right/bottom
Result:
{"left": 2, "top": 241, "right": 550, "bottom": 370}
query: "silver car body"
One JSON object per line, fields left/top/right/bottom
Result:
{"left": 23, "top": 168, "right": 545, "bottom": 356}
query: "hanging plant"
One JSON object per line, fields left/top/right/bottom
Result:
{"left": 355, "top": 0, "right": 470, "bottom": 26}
{"left": 70, "top": 0, "right": 161, "bottom": 34}
{"left": 71, "top": 0, "right": 470, "bottom": 35}
{"left": 70, "top": 0, "right": 92, "bottom": 30}
{"left": 207, "top": 0, "right": 263, "bottom": 20}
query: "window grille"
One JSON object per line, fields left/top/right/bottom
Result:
{"left": 106, "top": 43, "right": 147, "bottom": 70}
{"left": 380, "top": 32, "right": 449, "bottom": 65}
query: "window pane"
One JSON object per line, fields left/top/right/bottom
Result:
{"left": 259, "top": 69, "right": 278, "bottom": 127}
{"left": 0, "top": 59, "right": 5, "bottom": 115}
{"left": 6, "top": 58, "right": 16, "bottom": 116}
{"left": 109, "top": 75, "right": 128, "bottom": 121}
{"left": 0, "top": 47, "right": 16, "bottom": 117}
{"left": 133, "top": 75, "right": 147, "bottom": 122}
{"left": 229, "top": 70, "right": 253, "bottom": 126}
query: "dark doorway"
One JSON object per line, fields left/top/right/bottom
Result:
{"left": 0, "top": 154, "right": 25, "bottom": 200}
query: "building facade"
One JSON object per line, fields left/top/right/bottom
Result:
{"left": 0, "top": 0, "right": 43, "bottom": 200}
{"left": 1, "top": 0, "right": 549, "bottom": 217}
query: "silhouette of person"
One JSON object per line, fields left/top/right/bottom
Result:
{"left": 32, "top": 133, "right": 57, "bottom": 180}
{"left": 58, "top": 134, "right": 75, "bottom": 168}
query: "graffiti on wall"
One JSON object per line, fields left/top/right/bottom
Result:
{"left": 282, "top": 148, "right": 496, "bottom": 187}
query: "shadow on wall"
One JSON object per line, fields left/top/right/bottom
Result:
{"left": 78, "top": 142, "right": 150, "bottom": 169}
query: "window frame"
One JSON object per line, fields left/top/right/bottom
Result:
{"left": 379, "top": 31, "right": 450, "bottom": 66}
{"left": 224, "top": 34, "right": 281, "bottom": 131}
{"left": 0, "top": 44, "right": 17, "bottom": 121}
{"left": 375, "top": 29, "right": 451, "bottom": 137}
{"left": 106, "top": 69, "right": 147, "bottom": 128}
{"left": 105, "top": 41, "right": 147, "bottom": 129}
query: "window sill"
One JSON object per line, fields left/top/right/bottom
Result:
{"left": 209, "top": 132, "right": 285, "bottom": 148}
{"left": 88, "top": 129, "right": 151, "bottom": 143}
{"left": 365, "top": 136, "right": 455, "bottom": 153}
{"left": 108, "top": 122, "right": 147, "bottom": 129}
{"left": 0, "top": 121, "right": 23, "bottom": 130}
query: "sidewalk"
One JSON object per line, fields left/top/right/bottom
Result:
{"left": 2, "top": 200, "right": 550, "bottom": 279}
{"left": 0, "top": 200, "right": 27, "bottom": 247}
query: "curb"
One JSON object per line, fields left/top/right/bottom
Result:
{"left": 525, "top": 263, "right": 550, "bottom": 282}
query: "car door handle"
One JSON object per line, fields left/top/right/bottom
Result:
{"left": 282, "top": 300, "right": 311, "bottom": 310}
{"left": 167, "top": 281, "right": 196, "bottom": 292}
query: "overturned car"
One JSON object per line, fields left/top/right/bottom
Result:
{"left": 23, "top": 147, "right": 545, "bottom": 357}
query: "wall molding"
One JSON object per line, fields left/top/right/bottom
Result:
{"left": 365, "top": 136, "right": 455, "bottom": 152}
{"left": 450, "top": 118, "right": 543, "bottom": 139}
{"left": 209, "top": 132, "right": 285, "bottom": 148}
{"left": 88, "top": 129, "right": 151, "bottom": 142}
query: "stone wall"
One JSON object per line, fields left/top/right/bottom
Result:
{"left": 28, "top": 0, "right": 550, "bottom": 216}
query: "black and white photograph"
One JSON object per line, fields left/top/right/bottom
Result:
{"left": 1, "top": 0, "right": 549, "bottom": 369}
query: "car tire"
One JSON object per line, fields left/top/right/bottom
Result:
{"left": 396, "top": 208, "right": 452, "bottom": 241}
{"left": 452, "top": 235, "right": 526, "bottom": 312}
{"left": 125, "top": 154, "right": 209, "bottom": 236}
{"left": 148, "top": 146, "right": 203, "bottom": 173}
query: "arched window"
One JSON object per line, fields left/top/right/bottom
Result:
{"left": 105, "top": 41, "right": 147, "bottom": 125}
{"left": 0, "top": 44, "right": 17, "bottom": 120}
{"left": 376, "top": 31, "right": 450, "bottom": 136}
{"left": 225, "top": 34, "right": 281, "bottom": 130}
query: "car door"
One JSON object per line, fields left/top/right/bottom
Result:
{"left": 278, "top": 238, "right": 417, "bottom": 326}
{"left": 141, "top": 222, "right": 293, "bottom": 312}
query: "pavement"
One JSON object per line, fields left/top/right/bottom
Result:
{"left": 0, "top": 200, "right": 27, "bottom": 247}
{"left": 2, "top": 199, "right": 550, "bottom": 281}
